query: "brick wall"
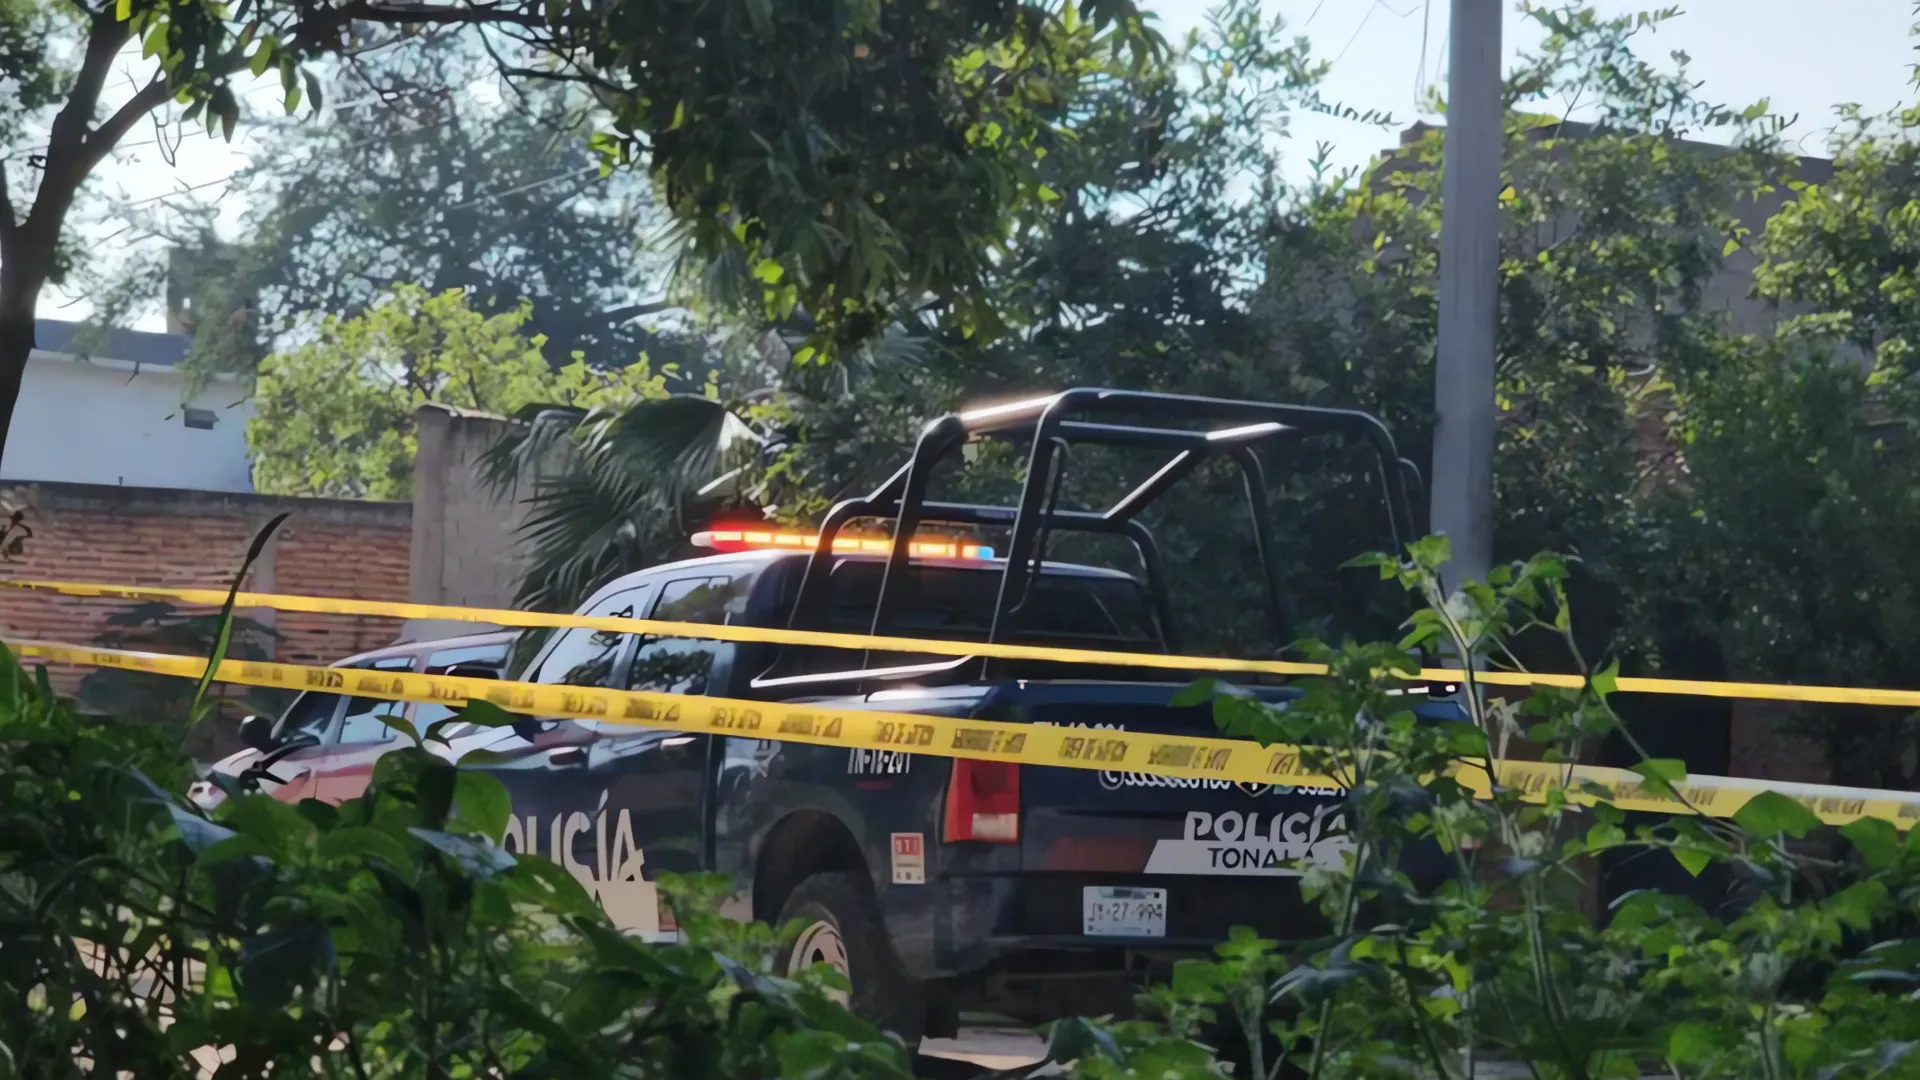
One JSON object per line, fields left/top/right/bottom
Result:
{"left": 0, "top": 481, "right": 412, "bottom": 688}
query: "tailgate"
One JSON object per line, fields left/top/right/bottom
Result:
{"left": 997, "top": 684, "right": 1352, "bottom": 880}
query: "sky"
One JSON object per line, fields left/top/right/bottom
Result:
{"left": 47, "top": 0, "right": 1920, "bottom": 330}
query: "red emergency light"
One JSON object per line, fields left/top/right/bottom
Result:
{"left": 690, "top": 528, "right": 995, "bottom": 560}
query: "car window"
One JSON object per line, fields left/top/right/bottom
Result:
{"left": 337, "top": 657, "right": 419, "bottom": 744}
{"left": 278, "top": 690, "right": 344, "bottom": 742}
{"left": 427, "top": 642, "right": 511, "bottom": 671}
{"left": 528, "top": 584, "right": 656, "bottom": 688}
{"left": 629, "top": 575, "right": 742, "bottom": 695}
{"left": 401, "top": 641, "right": 516, "bottom": 739}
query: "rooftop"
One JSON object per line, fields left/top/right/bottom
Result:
{"left": 33, "top": 318, "right": 189, "bottom": 368}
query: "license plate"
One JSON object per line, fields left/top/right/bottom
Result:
{"left": 1082, "top": 886, "right": 1167, "bottom": 937}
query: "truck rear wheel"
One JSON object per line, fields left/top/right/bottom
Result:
{"left": 775, "top": 871, "right": 926, "bottom": 1043}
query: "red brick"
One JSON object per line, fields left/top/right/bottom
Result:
{"left": 0, "top": 482, "right": 412, "bottom": 693}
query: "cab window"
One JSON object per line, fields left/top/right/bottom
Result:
{"left": 528, "top": 584, "right": 656, "bottom": 687}
{"left": 413, "top": 641, "right": 516, "bottom": 735}
{"left": 628, "top": 574, "right": 745, "bottom": 696}
{"left": 277, "top": 690, "right": 344, "bottom": 742}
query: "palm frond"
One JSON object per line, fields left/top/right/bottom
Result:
{"left": 500, "top": 394, "right": 767, "bottom": 612}
{"left": 478, "top": 402, "right": 592, "bottom": 499}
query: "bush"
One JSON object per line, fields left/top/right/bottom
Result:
{"left": 1038, "top": 541, "right": 1920, "bottom": 1079}
{"left": 0, "top": 651, "right": 912, "bottom": 1078}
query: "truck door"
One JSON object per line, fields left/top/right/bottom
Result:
{"left": 495, "top": 584, "right": 654, "bottom": 925}
{"left": 589, "top": 572, "right": 747, "bottom": 938}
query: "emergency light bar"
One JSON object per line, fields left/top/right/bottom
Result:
{"left": 692, "top": 529, "right": 995, "bottom": 560}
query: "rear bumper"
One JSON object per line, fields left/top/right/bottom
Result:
{"left": 898, "top": 871, "right": 1328, "bottom": 980}
{"left": 899, "top": 871, "right": 1326, "bottom": 1023}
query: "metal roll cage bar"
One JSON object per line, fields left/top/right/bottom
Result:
{"left": 755, "top": 388, "right": 1422, "bottom": 690}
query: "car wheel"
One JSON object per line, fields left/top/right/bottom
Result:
{"left": 775, "top": 871, "right": 926, "bottom": 1043}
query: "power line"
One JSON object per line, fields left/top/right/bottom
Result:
{"left": 1331, "top": 0, "right": 1419, "bottom": 68}
{"left": 1332, "top": 2, "right": 1382, "bottom": 66}
{"left": 1415, "top": 0, "right": 1434, "bottom": 108}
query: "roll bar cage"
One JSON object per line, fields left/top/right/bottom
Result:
{"left": 757, "top": 388, "right": 1422, "bottom": 690}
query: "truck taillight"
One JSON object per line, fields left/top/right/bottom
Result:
{"left": 943, "top": 758, "right": 1021, "bottom": 843}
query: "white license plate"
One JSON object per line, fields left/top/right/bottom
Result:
{"left": 1082, "top": 886, "right": 1167, "bottom": 937}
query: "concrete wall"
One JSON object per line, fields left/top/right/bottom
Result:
{"left": 2, "top": 355, "right": 255, "bottom": 493}
{"left": 406, "top": 403, "right": 553, "bottom": 640}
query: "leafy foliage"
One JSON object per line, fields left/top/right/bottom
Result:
{"left": 250, "top": 285, "right": 669, "bottom": 498}
{"left": 0, "top": 0, "right": 1158, "bottom": 481}
{"left": 1036, "top": 541, "right": 1920, "bottom": 1079}
{"left": 149, "top": 30, "right": 701, "bottom": 386}
{"left": 0, "top": 646, "right": 916, "bottom": 1077}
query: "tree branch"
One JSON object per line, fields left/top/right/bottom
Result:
{"left": 599, "top": 300, "right": 680, "bottom": 324}
{"left": 76, "top": 78, "right": 177, "bottom": 180}
{"left": 38, "top": 12, "right": 133, "bottom": 202}
{"left": 336, "top": 1, "right": 546, "bottom": 29}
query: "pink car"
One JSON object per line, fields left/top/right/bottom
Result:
{"left": 190, "top": 630, "right": 519, "bottom": 810}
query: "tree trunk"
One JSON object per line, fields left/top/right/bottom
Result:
{"left": 0, "top": 251, "right": 44, "bottom": 474}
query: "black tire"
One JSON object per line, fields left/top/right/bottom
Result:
{"left": 774, "top": 871, "right": 927, "bottom": 1043}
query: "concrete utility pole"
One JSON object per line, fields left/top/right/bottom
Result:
{"left": 1430, "top": 0, "right": 1503, "bottom": 592}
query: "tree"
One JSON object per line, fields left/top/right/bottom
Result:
{"left": 0, "top": 0, "right": 1156, "bottom": 474}
{"left": 250, "top": 284, "right": 665, "bottom": 498}
{"left": 147, "top": 29, "right": 696, "bottom": 383}
{"left": 483, "top": 2, "right": 1789, "bottom": 650}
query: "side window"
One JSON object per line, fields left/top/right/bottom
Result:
{"left": 528, "top": 585, "right": 655, "bottom": 688}
{"left": 278, "top": 690, "right": 343, "bottom": 742}
{"left": 629, "top": 575, "right": 741, "bottom": 696}
{"left": 425, "top": 643, "right": 511, "bottom": 672}
{"left": 414, "top": 641, "right": 516, "bottom": 737}
{"left": 338, "top": 657, "right": 419, "bottom": 744}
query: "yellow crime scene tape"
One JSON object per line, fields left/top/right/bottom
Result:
{"left": 10, "top": 578, "right": 1920, "bottom": 709}
{"left": 13, "top": 639, "right": 1920, "bottom": 833}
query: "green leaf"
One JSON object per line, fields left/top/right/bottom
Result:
{"left": 1036, "top": 184, "right": 1061, "bottom": 203}
{"left": 1721, "top": 236, "right": 1740, "bottom": 256}
{"left": 115, "top": 0, "right": 131, "bottom": 20}
{"left": 1842, "top": 816, "right": 1900, "bottom": 869}
{"left": 1589, "top": 659, "right": 1618, "bottom": 698}
{"left": 1671, "top": 846, "right": 1711, "bottom": 877}
{"left": 302, "top": 69, "right": 323, "bottom": 115}
{"left": 1629, "top": 758, "right": 1686, "bottom": 797}
{"left": 457, "top": 698, "right": 520, "bottom": 729}
{"left": 196, "top": 833, "right": 268, "bottom": 866}
{"left": 1733, "top": 791, "right": 1822, "bottom": 838}
{"left": 380, "top": 713, "right": 422, "bottom": 746}
{"left": 453, "top": 771, "right": 512, "bottom": 842}
{"left": 316, "top": 827, "right": 413, "bottom": 867}
{"left": 248, "top": 42, "right": 273, "bottom": 78}
{"left": 191, "top": 514, "right": 288, "bottom": 723}
{"left": 1668, "top": 1020, "right": 1721, "bottom": 1064}
{"left": 1170, "top": 678, "right": 1224, "bottom": 707}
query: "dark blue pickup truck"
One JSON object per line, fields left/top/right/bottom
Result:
{"left": 436, "top": 390, "right": 1451, "bottom": 1037}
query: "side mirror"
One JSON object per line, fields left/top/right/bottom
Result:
{"left": 512, "top": 718, "right": 548, "bottom": 743}
{"left": 238, "top": 714, "right": 276, "bottom": 753}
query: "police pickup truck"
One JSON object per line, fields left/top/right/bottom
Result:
{"left": 435, "top": 390, "right": 1457, "bottom": 1038}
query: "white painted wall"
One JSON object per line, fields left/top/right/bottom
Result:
{"left": 1, "top": 353, "right": 255, "bottom": 493}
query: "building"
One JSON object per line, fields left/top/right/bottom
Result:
{"left": 1, "top": 318, "right": 255, "bottom": 493}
